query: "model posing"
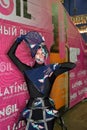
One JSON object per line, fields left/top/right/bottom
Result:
{"left": 7, "top": 31, "right": 76, "bottom": 130}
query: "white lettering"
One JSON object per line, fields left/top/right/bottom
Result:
{"left": 0, "top": 25, "right": 3, "bottom": 34}
{"left": 0, "top": 25, "right": 17, "bottom": 36}
{"left": 4, "top": 26, "right": 10, "bottom": 35}
{"left": 72, "top": 80, "right": 83, "bottom": 88}
{"left": 84, "top": 78, "right": 87, "bottom": 85}
{"left": 70, "top": 93, "right": 77, "bottom": 100}
{"left": 20, "top": 29, "right": 27, "bottom": 35}
{"left": 70, "top": 72, "right": 75, "bottom": 78}
{"left": 0, "top": 62, "right": 13, "bottom": 73}
{"left": 0, "top": 104, "right": 18, "bottom": 118}
{"left": 0, "top": 82, "right": 27, "bottom": 97}
{"left": 77, "top": 70, "right": 87, "bottom": 77}
{"left": 4, "top": 88, "right": 10, "bottom": 95}
{"left": 78, "top": 89, "right": 84, "bottom": 96}
{"left": 12, "top": 26, "right": 17, "bottom": 36}
{"left": 7, "top": 121, "right": 25, "bottom": 130}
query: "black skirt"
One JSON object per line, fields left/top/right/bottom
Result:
{"left": 22, "top": 97, "right": 58, "bottom": 130}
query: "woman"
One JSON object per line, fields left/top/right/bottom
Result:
{"left": 7, "top": 31, "right": 76, "bottom": 130}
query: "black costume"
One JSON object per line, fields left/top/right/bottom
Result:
{"left": 7, "top": 31, "right": 76, "bottom": 130}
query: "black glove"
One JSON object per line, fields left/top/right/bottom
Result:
{"left": 60, "top": 62, "right": 76, "bottom": 69}
{"left": 16, "top": 35, "right": 25, "bottom": 43}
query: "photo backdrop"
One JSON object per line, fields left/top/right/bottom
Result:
{"left": 0, "top": 0, "right": 87, "bottom": 130}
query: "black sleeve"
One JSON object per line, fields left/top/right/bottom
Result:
{"left": 7, "top": 40, "right": 30, "bottom": 73}
{"left": 54, "top": 62, "right": 76, "bottom": 77}
{"left": 49, "top": 62, "right": 76, "bottom": 85}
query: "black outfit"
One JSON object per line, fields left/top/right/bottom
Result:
{"left": 7, "top": 40, "right": 76, "bottom": 130}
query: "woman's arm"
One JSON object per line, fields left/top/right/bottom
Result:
{"left": 7, "top": 37, "right": 30, "bottom": 72}
{"left": 49, "top": 62, "right": 76, "bottom": 85}
{"left": 54, "top": 62, "right": 76, "bottom": 76}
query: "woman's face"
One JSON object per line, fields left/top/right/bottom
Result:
{"left": 35, "top": 48, "right": 45, "bottom": 64}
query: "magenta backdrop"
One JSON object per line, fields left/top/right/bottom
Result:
{"left": 0, "top": 0, "right": 87, "bottom": 129}
{"left": 0, "top": 0, "right": 53, "bottom": 129}
{"left": 66, "top": 14, "right": 87, "bottom": 108}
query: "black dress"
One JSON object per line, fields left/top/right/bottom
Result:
{"left": 7, "top": 40, "right": 76, "bottom": 130}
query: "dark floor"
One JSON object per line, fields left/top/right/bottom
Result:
{"left": 54, "top": 100, "right": 87, "bottom": 130}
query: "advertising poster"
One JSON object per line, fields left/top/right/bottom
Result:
{"left": 65, "top": 12, "right": 87, "bottom": 108}
{"left": 0, "top": 0, "right": 87, "bottom": 129}
{"left": 0, "top": 0, "right": 53, "bottom": 129}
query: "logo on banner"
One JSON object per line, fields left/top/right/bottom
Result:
{"left": 0, "top": 82, "right": 27, "bottom": 98}
{"left": 0, "top": 62, "right": 13, "bottom": 73}
{"left": 0, "top": 104, "right": 18, "bottom": 119}
{"left": 0, "top": 0, "right": 31, "bottom": 18}
{"left": 0, "top": 0, "right": 14, "bottom": 15}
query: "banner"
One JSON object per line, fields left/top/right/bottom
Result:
{"left": 1, "top": 1, "right": 87, "bottom": 129}
{"left": 0, "top": 0, "right": 53, "bottom": 129}
{"left": 66, "top": 14, "right": 87, "bottom": 108}
{"left": 0, "top": 0, "right": 53, "bottom": 32}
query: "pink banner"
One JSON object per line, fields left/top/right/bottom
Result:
{"left": 1, "top": 1, "right": 87, "bottom": 129}
{"left": 0, "top": 20, "right": 53, "bottom": 130}
{"left": 0, "top": 0, "right": 53, "bottom": 32}
{"left": 0, "top": 0, "right": 53, "bottom": 129}
{"left": 66, "top": 14, "right": 87, "bottom": 108}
